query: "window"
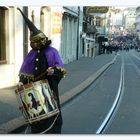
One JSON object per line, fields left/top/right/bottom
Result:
{"left": 96, "top": 17, "right": 101, "bottom": 27}
{"left": 0, "top": 7, "right": 6, "bottom": 64}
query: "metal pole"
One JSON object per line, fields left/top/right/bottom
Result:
{"left": 76, "top": 6, "right": 80, "bottom": 60}
{"left": 23, "top": 6, "right": 28, "bottom": 58}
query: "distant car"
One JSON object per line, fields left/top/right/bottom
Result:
{"left": 137, "top": 48, "right": 140, "bottom": 52}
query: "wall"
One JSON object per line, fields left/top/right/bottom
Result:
{"left": 60, "top": 6, "right": 83, "bottom": 63}
{"left": 0, "top": 7, "right": 24, "bottom": 88}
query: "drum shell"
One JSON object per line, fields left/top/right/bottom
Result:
{"left": 15, "top": 79, "right": 59, "bottom": 124}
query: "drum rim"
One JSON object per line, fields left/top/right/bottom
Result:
{"left": 15, "top": 79, "right": 49, "bottom": 93}
{"left": 26, "top": 109, "right": 60, "bottom": 124}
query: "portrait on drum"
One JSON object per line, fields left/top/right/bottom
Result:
{"left": 16, "top": 8, "right": 66, "bottom": 134}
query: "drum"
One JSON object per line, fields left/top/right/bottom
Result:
{"left": 15, "top": 79, "right": 59, "bottom": 124}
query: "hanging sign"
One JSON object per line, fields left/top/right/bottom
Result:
{"left": 52, "top": 12, "right": 62, "bottom": 34}
{"left": 87, "top": 6, "right": 109, "bottom": 14}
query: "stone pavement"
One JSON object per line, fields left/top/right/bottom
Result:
{"left": 0, "top": 53, "right": 116, "bottom": 133}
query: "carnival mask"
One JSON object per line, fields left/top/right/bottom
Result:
{"left": 30, "top": 38, "right": 47, "bottom": 50}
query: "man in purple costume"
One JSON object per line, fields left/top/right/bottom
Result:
{"left": 17, "top": 8, "right": 66, "bottom": 134}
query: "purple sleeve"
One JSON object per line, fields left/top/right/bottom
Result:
{"left": 45, "top": 47, "right": 64, "bottom": 68}
{"left": 53, "top": 49, "right": 64, "bottom": 68}
{"left": 19, "top": 50, "right": 37, "bottom": 74}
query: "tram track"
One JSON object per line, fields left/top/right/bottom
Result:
{"left": 103, "top": 51, "right": 140, "bottom": 134}
{"left": 58, "top": 51, "right": 140, "bottom": 134}
{"left": 96, "top": 54, "right": 124, "bottom": 134}
{"left": 100, "top": 51, "right": 140, "bottom": 134}
{"left": 129, "top": 52, "right": 140, "bottom": 77}
{"left": 97, "top": 51, "right": 140, "bottom": 134}
{"left": 61, "top": 53, "right": 124, "bottom": 134}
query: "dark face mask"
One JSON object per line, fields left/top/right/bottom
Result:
{"left": 30, "top": 38, "right": 47, "bottom": 50}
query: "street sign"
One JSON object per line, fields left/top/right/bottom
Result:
{"left": 86, "top": 6, "right": 109, "bottom": 14}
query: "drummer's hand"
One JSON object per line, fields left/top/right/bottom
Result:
{"left": 18, "top": 82, "right": 23, "bottom": 87}
{"left": 47, "top": 67, "right": 54, "bottom": 75}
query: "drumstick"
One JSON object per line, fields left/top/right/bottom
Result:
{"left": 34, "top": 70, "right": 48, "bottom": 81}
{"left": 34, "top": 68, "right": 57, "bottom": 81}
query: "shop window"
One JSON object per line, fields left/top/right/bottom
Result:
{"left": 0, "top": 8, "right": 6, "bottom": 64}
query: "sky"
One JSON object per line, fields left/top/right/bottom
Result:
{"left": 0, "top": 0, "right": 140, "bottom": 6}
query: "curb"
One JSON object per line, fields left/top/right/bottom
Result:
{"left": 0, "top": 56, "right": 116, "bottom": 134}
{"left": 60, "top": 55, "right": 116, "bottom": 105}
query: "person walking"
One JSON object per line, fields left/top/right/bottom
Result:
{"left": 17, "top": 8, "right": 66, "bottom": 134}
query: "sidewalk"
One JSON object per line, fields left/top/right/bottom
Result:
{"left": 0, "top": 53, "right": 116, "bottom": 133}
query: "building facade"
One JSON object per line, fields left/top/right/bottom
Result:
{"left": 135, "top": 7, "right": 140, "bottom": 41}
{"left": 0, "top": 6, "right": 83, "bottom": 88}
{"left": 61, "top": 6, "right": 83, "bottom": 64}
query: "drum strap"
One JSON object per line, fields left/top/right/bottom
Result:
{"left": 24, "top": 113, "right": 59, "bottom": 134}
{"left": 40, "top": 112, "right": 59, "bottom": 134}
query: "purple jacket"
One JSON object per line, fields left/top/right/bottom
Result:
{"left": 19, "top": 46, "right": 64, "bottom": 76}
